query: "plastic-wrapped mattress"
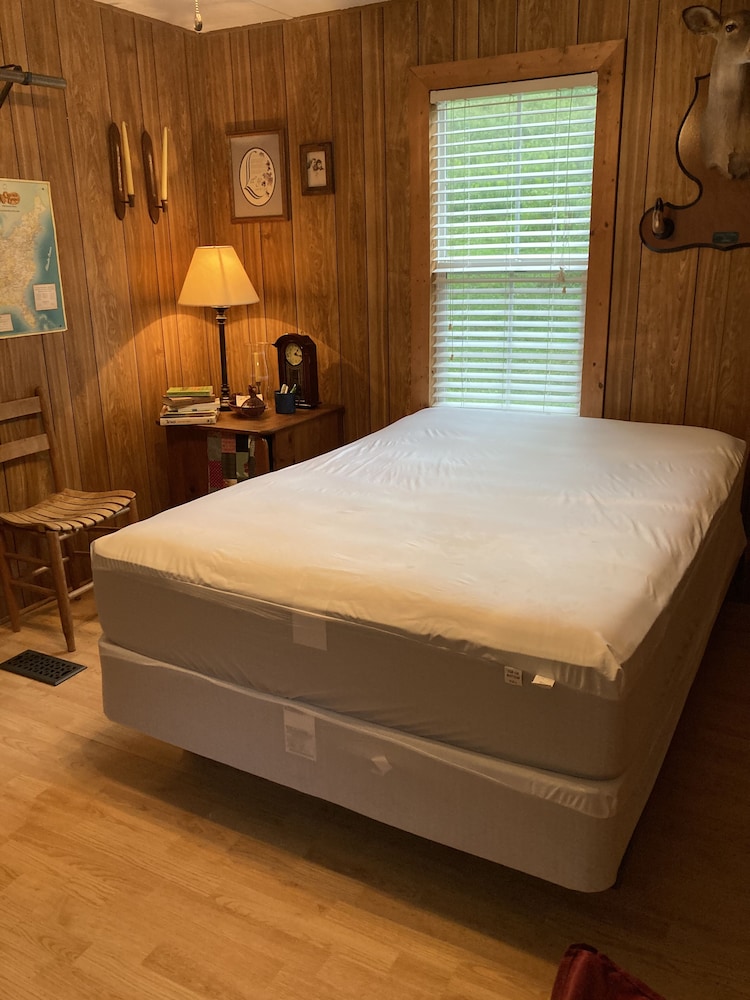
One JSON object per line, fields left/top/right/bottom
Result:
{"left": 92, "top": 408, "right": 746, "bottom": 889}
{"left": 93, "top": 408, "right": 746, "bottom": 777}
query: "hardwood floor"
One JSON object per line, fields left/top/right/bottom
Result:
{"left": 0, "top": 588, "right": 748, "bottom": 1000}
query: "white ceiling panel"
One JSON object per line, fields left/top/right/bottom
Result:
{"left": 96, "top": 0, "right": 378, "bottom": 31}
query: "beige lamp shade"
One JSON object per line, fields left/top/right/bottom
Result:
{"left": 178, "top": 246, "right": 259, "bottom": 308}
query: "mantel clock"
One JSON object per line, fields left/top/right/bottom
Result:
{"left": 273, "top": 333, "right": 320, "bottom": 409}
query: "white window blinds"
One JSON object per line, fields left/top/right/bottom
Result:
{"left": 430, "top": 76, "right": 598, "bottom": 412}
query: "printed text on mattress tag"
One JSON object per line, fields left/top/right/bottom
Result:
{"left": 283, "top": 708, "right": 317, "bottom": 760}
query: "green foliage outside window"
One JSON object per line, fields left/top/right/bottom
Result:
{"left": 431, "top": 84, "right": 597, "bottom": 412}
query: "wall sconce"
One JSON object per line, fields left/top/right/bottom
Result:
{"left": 108, "top": 121, "right": 135, "bottom": 219}
{"left": 142, "top": 127, "right": 168, "bottom": 224}
{"left": 651, "top": 198, "right": 674, "bottom": 240}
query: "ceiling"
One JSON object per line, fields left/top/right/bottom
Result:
{"left": 96, "top": 0, "right": 377, "bottom": 31}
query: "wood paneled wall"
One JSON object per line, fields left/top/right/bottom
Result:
{"left": 0, "top": 0, "right": 203, "bottom": 520}
{"left": 1, "top": 0, "right": 750, "bottom": 537}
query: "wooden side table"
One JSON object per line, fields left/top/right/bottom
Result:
{"left": 163, "top": 403, "right": 344, "bottom": 507}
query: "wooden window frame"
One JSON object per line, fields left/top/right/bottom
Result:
{"left": 408, "top": 40, "right": 626, "bottom": 417}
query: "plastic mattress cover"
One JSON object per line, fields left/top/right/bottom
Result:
{"left": 92, "top": 407, "right": 746, "bottom": 698}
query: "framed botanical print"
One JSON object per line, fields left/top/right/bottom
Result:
{"left": 300, "top": 141, "right": 334, "bottom": 195}
{"left": 228, "top": 128, "right": 290, "bottom": 222}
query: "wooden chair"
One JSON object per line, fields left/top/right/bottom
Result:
{"left": 0, "top": 388, "right": 138, "bottom": 652}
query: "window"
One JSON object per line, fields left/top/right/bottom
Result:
{"left": 409, "top": 41, "right": 625, "bottom": 418}
{"left": 431, "top": 77, "right": 598, "bottom": 412}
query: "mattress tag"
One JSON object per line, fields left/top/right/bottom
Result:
{"left": 532, "top": 674, "right": 555, "bottom": 689}
{"left": 283, "top": 709, "right": 317, "bottom": 761}
{"left": 370, "top": 755, "right": 392, "bottom": 776}
{"left": 504, "top": 666, "right": 523, "bottom": 686}
{"left": 292, "top": 612, "right": 327, "bottom": 651}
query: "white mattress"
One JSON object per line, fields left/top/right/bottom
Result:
{"left": 91, "top": 408, "right": 746, "bottom": 780}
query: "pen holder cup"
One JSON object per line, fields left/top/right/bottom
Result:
{"left": 274, "top": 391, "right": 296, "bottom": 415}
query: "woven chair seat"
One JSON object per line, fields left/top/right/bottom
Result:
{"left": 0, "top": 488, "right": 137, "bottom": 533}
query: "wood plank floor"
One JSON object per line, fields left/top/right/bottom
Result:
{"left": 0, "top": 586, "right": 748, "bottom": 1000}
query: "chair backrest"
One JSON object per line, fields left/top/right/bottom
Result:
{"left": 0, "top": 389, "right": 64, "bottom": 509}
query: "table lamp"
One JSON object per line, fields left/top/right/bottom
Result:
{"left": 178, "top": 246, "right": 259, "bottom": 410}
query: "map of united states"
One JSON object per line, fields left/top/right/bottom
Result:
{"left": 0, "top": 196, "right": 45, "bottom": 327}
{"left": 0, "top": 180, "right": 66, "bottom": 336}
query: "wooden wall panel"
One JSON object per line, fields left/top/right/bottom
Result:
{"left": 631, "top": 0, "right": 707, "bottom": 424}
{"left": 161, "top": 29, "right": 215, "bottom": 391}
{"left": 28, "top": 0, "right": 106, "bottom": 494}
{"left": 134, "top": 20, "right": 179, "bottom": 405}
{"left": 284, "top": 18, "right": 341, "bottom": 409}
{"left": 383, "top": 0, "right": 418, "bottom": 419}
{"left": 454, "top": 0, "right": 479, "bottom": 61}
{"left": 684, "top": 252, "right": 730, "bottom": 430}
{"left": 188, "top": 35, "right": 215, "bottom": 253}
{"left": 331, "top": 11, "right": 370, "bottom": 442}
{"left": 713, "top": 255, "right": 750, "bottom": 440}
{"left": 201, "top": 30, "right": 255, "bottom": 399}
{"left": 229, "top": 29, "right": 268, "bottom": 359}
{"left": 602, "top": 0, "right": 659, "bottom": 420}
{"left": 420, "top": 0, "right": 454, "bottom": 65}
{"left": 517, "top": 0, "right": 578, "bottom": 51}
{"left": 0, "top": 2, "right": 47, "bottom": 523}
{"left": 577, "top": 0, "right": 627, "bottom": 43}
{"left": 247, "top": 25, "right": 298, "bottom": 353}
{"left": 1, "top": 0, "right": 38, "bottom": 178}
{"left": 0, "top": 7, "right": 19, "bottom": 182}
{"left": 361, "top": 5, "right": 390, "bottom": 432}
{"left": 478, "top": 0, "right": 516, "bottom": 57}
{"left": 145, "top": 22, "right": 199, "bottom": 498}
{"left": 631, "top": 251, "right": 698, "bottom": 424}
{"left": 102, "top": 11, "right": 168, "bottom": 512}
{"left": 56, "top": 0, "right": 148, "bottom": 505}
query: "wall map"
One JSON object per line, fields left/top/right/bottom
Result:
{"left": 0, "top": 179, "right": 67, "bottom": 337}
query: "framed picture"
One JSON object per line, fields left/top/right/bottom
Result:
{"left": 228, "top": 128, "right": 289, "bottom": 222}
{"left": 300, "top": 142, "right": 334, "bottom": 195}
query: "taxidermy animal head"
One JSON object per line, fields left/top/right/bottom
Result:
{"left": 683, "top": 5, "right": 750, "bottom": 178}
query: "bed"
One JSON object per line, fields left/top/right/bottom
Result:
{"left": 91, "top": 407, "right": 747, "bottom": 891}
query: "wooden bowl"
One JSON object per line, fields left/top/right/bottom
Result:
{"left": 228, "top": 394, "right": 266, "bottom": 418}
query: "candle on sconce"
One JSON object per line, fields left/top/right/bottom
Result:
{"left": 121, "top": 121, "right": 134, "bottom": 197}
{"left": 160, "top": 126, "right": 168, "bottom": 204}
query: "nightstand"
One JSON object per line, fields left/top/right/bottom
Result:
{"left": 163, "top": 403, "right": 344, "bottom": 507}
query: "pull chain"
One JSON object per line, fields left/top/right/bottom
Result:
{"left": 194, "top": 0, "right": 203, "bottom": 31}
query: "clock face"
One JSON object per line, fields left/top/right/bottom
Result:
{"left": 284, "top": 342, "right": 303, "bottom": 367}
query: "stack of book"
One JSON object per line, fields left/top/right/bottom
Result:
{"left": 159, "top": 386, "right": 219, "bottom": 425}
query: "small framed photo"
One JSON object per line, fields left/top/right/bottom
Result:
{"left": 300, "top": 142, "right": 334, "bottom": 195}
{"left": 228, "top": 128, "right": 290, "bottom": 222}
